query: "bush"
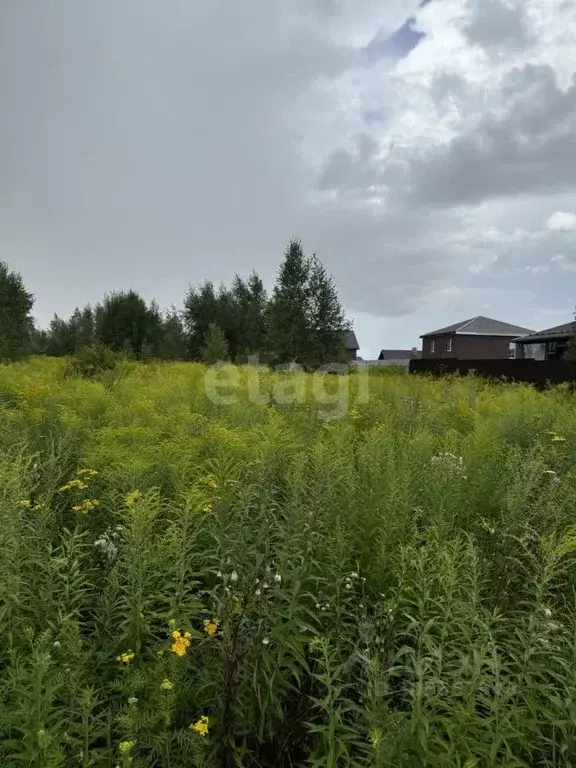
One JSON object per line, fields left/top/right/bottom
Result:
{"left": 63, "top": 343, "right": 121, "bottom": 379}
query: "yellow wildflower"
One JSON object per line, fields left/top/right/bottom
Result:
{"left": 19, "top": 499, "right": 32, "bottom": 509}
{"left": 551, "top": 435, "right": 567, "bottom": 442}
{"left": 72, "top": 499, "right": 100, "bottom": 513}
{"left": 119, "top": 740, "right": 135, "bottom": 754}
{"left": 202, "top": 502, "right": 213, "bottom": 513}
{"left": 203, "top": 618, "right": 219, "bottom": 637}
{"left": 77, "top": 468, "right": 98, "bottom": 477}
{"left": 125, "top": 490, "right": 142, "bottom": 507}
{"left": 59, "top": 479, "right": 88, "bottom": 492}
{"left": 117, "top": 651, "right": 135, "bottom": 664}
{"left": 199, "top": 474, "right": 219, "bottom": 490}
{"left": 170, "top": 630, "right": 191, "bottom": 657}
{"left": 160, "top": 678, "right": 174, "bottom": 691}
{"left": 190, "top": 715, "right": 209, "bottom": 737}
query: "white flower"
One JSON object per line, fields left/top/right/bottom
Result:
{"left": 274, "top": 573, "right": 282, "bottom": 583}
{"left": 128, "top": 697, "right": 138, "bottom": 705}
{"left": 230, "top": 570, "right": 238, "bottom": 584}
{"left": 216, "top": 571, "right": 223, "bottom": 578}
{"left": 543, "top": 607, "right": 552, "bottom": 618}
{"left": 350, "top": 572, "right": 359, "bottom": 579}
{"left": 262, "top": 582, "right": 269, "bottom": 589}
{"left": 255, "top": 589, "right": 262, "bottom": 596}
{"left": 262, "top": 637, "right": 270, "bottom": 646}
{"left": 315, "top": 603, "right": 321, "bottom": 610}
{"left": 345, "top": 583, "right": 352, "bottom": 590}
{"left": 53, "top": 640, "right": 61, "bottom": 648}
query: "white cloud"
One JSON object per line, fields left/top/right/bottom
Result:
{"left": 551, "top": 254, "right": 576, "bottom": 272}
{"left": 546, "top": 211, "right": 576, "bottom": 231}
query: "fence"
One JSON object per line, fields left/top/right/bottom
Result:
{"left": 409, "top": 358, "right": 576, "bottom": 388}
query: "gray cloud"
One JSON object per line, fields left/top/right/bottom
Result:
{"left": 406, "top": 65, "right": 576, "bottom": 207}
{"left": 464, "top": 0, "right": 532, "bottom": 49}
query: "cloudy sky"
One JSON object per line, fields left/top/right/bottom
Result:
{"left": 1, "top": 0, "right": 575, "bottom": 358}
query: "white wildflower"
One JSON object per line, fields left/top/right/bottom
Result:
{"left": 230, "top": 570, "right": 239, "bottom": 584}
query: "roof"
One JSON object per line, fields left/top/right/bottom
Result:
{"left": 346, "top": 330, "right": 359, "bottom": 350}
{"left": 514, "top": 321, "right": 576, "bottom": 344}
{"left": 378, "top": 349, "right": 421, "bottom": 360}
{"left": 421, "top": 316, "right": 534, "bottom": 338}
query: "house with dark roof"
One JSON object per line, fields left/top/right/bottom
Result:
{"left": 346, "top": 329, "right": 359, "bottom": 362}
{"left": 513, "top": 321, "right": 575, "bottom": 361}
{"left": 378, "top": 348, "right": 421, "bottom": 361}
{"left": 421, "top": 316, "right": 534, "bottom": 360}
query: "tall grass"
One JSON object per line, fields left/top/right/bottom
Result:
{"left": 1, "top": 358, "right": 576, "bottom": 766}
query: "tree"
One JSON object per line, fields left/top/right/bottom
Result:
{"left": 232, "top": 272, "right": 267, "bottom": 361}
{"left": 307, "top": 256, "right": 349, "bottom": 367}
{"left": 0, "top": 262, "right": 35, "bottom": 361}
{"left": 201, "top": 322, "right": 229, "bottom": 364}
{"left": 266, "top": 240, "right": 349, "bottom": 368}
{"left": 158, "top": 307, "right": 189, "bottom": 360}
{"left": 183, "top": 281, "right": 219, "bottom": 359}
{"left": 95, "top": 290, "right": 159, "bottom": 358}
{"left": 266, "top": 240, "right": 312, "bottom": 366}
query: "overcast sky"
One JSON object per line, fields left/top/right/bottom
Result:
{"left": 1, "top": 0, "right": 575, "bottom": 358}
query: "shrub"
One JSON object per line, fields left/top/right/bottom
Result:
{"left": 63, "top": 343, "right": 121, "bottom": 379}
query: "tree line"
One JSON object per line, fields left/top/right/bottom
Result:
{"left": 0, "top": 240, "right": 351, "bottom": 368}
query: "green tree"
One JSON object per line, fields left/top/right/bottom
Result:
{"left": 0, "top": 262, "right": 35, "bottom": 361}
{"left": 158, "top": 307, "right": 189, "bottom": 360}
{"left": 95, "top": 290, "right": 159, "bottom": 358}
{"left": 183, "top": 281, "right": 219, "bottom": 359}
{"left": 307, "top": 256, "right": 349, "bottom": 367}
{"left": 266, "top": 239, "right": 312, "bottom": 366}
{"left": 232, "top": 272, "right": 268, "bottom": 361}
{"left": 201, "top": 322, "right": 229, "bottom": 364}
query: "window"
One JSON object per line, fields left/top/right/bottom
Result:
{"left": 508, "top": 342, "right": 516, "bottom": 359}
{"left": 430, "top": 340, "right": 435, "bottom": 353}
{"left": 446, "top": 338, "right": 452, "bottom": 352}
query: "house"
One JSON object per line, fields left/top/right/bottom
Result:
{"left": 378, "top": 348, "right": 421, "bottom": 361}
{"left": 513, "top": 321, "right": 575, "bottom": 361}
{"left": 376, "top": 348, "right": 421, "bottom": 367}
{"left": 420, "top": 316, "right": 534, "bottom": 360}
{"left": 346, "top": 329, "right": 359, "bottom": 362}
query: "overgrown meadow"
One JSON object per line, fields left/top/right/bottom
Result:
{"left": 3, "top": 357, "right": 576, "bottom": 767}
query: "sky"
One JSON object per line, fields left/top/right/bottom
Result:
{"left": 1, "top": 0, "right": 576, "bottom": 359}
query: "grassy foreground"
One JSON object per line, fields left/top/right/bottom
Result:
{"left": 2, "top": 358, "right": 576, "bottom": 767}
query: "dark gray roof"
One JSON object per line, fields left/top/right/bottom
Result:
{"left": 514, "top": 321, "right": 575, "bottom": 344}
{"left": 346, "top": 330, "right": 359, "bottom": 350}
{"left": 378, "top": 349, "right": 421, "bottom": 360}
{"left": 421, "top": 316, "right": 534, "bottom": 338}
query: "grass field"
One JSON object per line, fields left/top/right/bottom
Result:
{"left": 2, "top": 357, "right": 576, "bottom": 767}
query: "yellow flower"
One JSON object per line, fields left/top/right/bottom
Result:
{"left": 117, "top": 651, "right": 135, "bottom": 664}
{"left": 59, "top": 479, "right": 88, "bottom": 492}
{"left": 160, "top": 678, "right": 174, "bottom": 691}
{"left": 119, "top": 740, "right": 135, "bottom": 754}
{"left": 72, "top": 498, "right": 100, "bottom": 513}
{"left": 170, "top": 630, "right": 191, "bottom": 657}
{"left": 19, "top": 499, "right": 32, "bottom": 509}
{"left": 77, "top": 468, "right": 99, "bottom": 477}
{"left": 203, "top": 619, "right": 219, "bottom": 637}
{"left": 202, "top": 502, "right": 213, "bottom": 513}
{"left": 551, "top": 435, "right": 567, "bottom": 442}
{"left": 190, "top": 715, "right": 209, "bottom": 737}
{"left": 199, "top": 474, "right": 219, "bottom": 490}
{"left": 125, "top": 490, "right": 142, "bottom": 507}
